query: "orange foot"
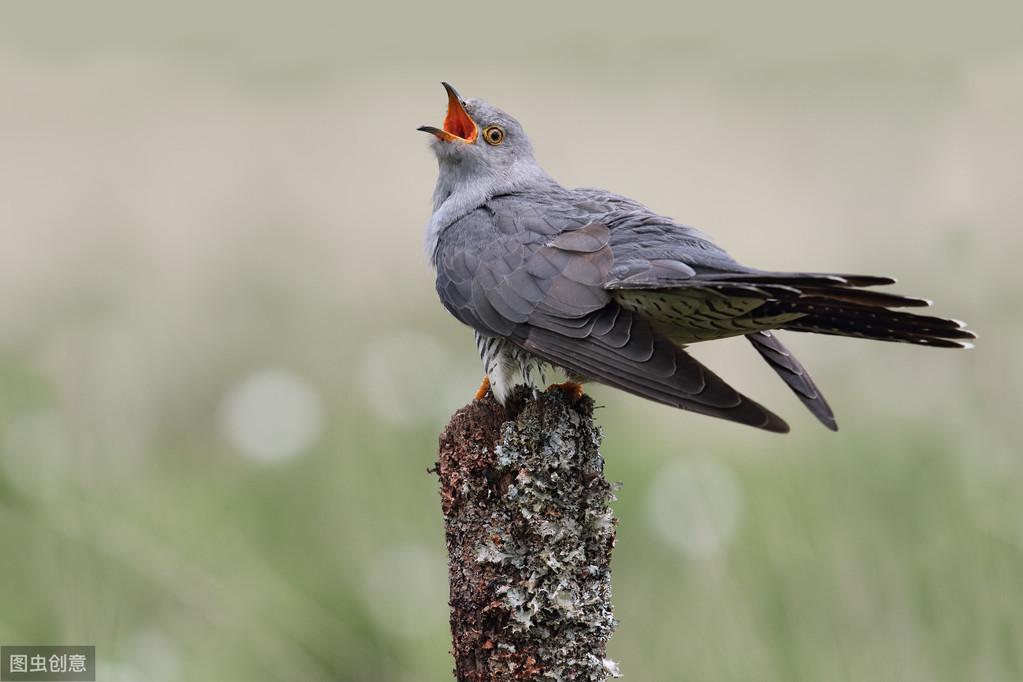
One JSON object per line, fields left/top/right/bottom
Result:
{"left": 546, "top": 380, "right": 585, "bottom": 400}
{"left": 473, "top": 376, "right": 491, "bottom": 401}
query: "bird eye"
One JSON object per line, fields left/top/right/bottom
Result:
{"left": 483, "top": 126, "right": 505, "bottom": 146}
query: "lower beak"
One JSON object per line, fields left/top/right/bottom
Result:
{"left": 418, "top": 82, "right": 478, "bottom": 144}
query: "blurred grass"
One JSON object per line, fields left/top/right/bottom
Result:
{"left": 0, "top": 1, "right": 1021, "bottom": 680}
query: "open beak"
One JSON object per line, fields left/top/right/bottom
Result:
{"left": 417, "top": 82, "right": 478, "bottom": 144}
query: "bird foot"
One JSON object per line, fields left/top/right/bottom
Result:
{"left": 546, "top": 380, "right": 585, "bottom": 401}
{"left": 473, "top": 376, "right": 491, "bottom": 401}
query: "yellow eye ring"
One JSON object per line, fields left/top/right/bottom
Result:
{"left": 483, "top": 126, "right": 505, "bottom": 145}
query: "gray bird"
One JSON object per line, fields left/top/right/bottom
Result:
{"left": 419, "top": 83, "right": 975, "bottom": 432}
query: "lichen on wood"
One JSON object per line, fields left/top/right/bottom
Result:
{"left": 436, "top": 386, "right": 620, "bottom": 681}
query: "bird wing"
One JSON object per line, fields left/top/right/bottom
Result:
{"left": 603, "top": 216, "right": 895, "bottom": 288}
{"left": 592, "top": 212, "right": 971, "bottom": 427}
{"left": 434, "top": 198, "right": 790, "bottom": 432}
{"left": 746, "top": 331, "right": 837, "bottom": 431}
{"left": 600, "top": 215, "right": 973, "bottom": 346}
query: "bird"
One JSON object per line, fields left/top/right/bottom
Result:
{"left": 418, "top": 82, "right": 975, "bottom": 433}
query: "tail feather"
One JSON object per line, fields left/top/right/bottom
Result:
{"left": 757, "top": 299, "right": 975, "bottom": 348}
{"left": 697, "top": 271, "right": 896, "bottom": 288}
{"left": 796, "top": 288, "right": 931, "bottom": 309}
{"left": 692, "top": 271, "right": 976, "bottom": 348}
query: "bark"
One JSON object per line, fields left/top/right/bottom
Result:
{"left": 436, "top": 386, "right": 620, "bottom": 682}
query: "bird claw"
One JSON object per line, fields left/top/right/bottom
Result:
{"left": 473, "top": 376, "right": 491, "bottom": 401}
{"left": 546, "top": 381, "right": 585, "bottom": 401}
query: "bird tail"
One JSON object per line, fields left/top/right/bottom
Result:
{"left": 755, "top": 296, "right": 975, "bottom": 348}
{"left": 688, "top": 271, "right": 977, "bottom": 348}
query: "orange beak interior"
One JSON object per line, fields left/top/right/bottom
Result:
{"left": 418, "top": 83, "right": 479, "bottom": 144}
{"left": 443, "top": 84, "right": 477, "bottom": 143}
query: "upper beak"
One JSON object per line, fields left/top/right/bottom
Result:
{"left": 417, "top": 82, "right": 478, "bottom": 144}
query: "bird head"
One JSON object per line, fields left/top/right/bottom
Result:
{"left": 418, "top": 82, "right": 537, "bottom": 174}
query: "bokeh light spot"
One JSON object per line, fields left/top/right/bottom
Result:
{"left": 360, "top": 332, "right": 476, "bottom": 426}
{"left": 219, "top": 369, "right": 324, "bottom": 463}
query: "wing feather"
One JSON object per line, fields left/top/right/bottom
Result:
{"left": 746, "top": 331, "right": 837, "bottom": 431}
{"left": 521, "top": 318, "right": 789, "bottom": 432}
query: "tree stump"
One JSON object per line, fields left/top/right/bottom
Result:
{"left": 436, "top": 387, "right": 620, "bottom": 681}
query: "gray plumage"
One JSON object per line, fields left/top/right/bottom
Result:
{"left": 420, "top": 83, "right": 975, "bottom": 432}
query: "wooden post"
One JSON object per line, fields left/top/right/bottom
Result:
{"left": 435, "top": 387, "right": 620, "bottom": 681}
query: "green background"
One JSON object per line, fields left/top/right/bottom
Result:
{"left": 0, "top": 1, "right": 1020, "bottom": 680}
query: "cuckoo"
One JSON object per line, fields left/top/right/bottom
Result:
{"left": 418, "top": 83, "right": 974, "bottom": 432}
